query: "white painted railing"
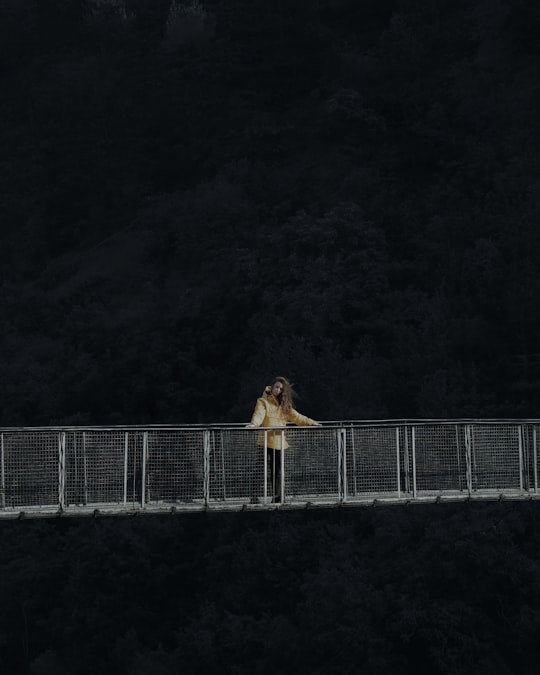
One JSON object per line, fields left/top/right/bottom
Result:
{"left": 1, "top": 420, "right": 540, "bottom": 518}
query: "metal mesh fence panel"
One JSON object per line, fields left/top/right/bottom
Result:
{"left": 206, "top": 428, "right": 340, "bottom": 505}
{"left": 2, "top": 431, "right": 58, "bottom": 508}
{"left": 125, "top": 432, "right": 146, "bottom": 505}
{"left": 65, "top": 431, "right": 86, "bottom": 506}
{"left": 520, "top": 424, "right": 535, "bottom": 493}
{"left": 470, "top": 424, "right": 522, "bottom": 493}
{"left": 413, "top": 425, "right": 467, "bottom": 494}
{"left": 208, "top": 429, "right": 258, "bottom": 504}
{"left": 81, "top": 430, "right": 128, "bottom": 505}
{"left": 346, "top": 425, "right": 399, "bottom": 498}
{"left": 285, "top": 427, "right": 339, "bottom": 502}
{"left": 398, "top": 426, "right": 411, "bottom": 494}
{"left": 346, "top": 426, "right": 398, "bottom": 498}
{"left": 146, "top": 429, "right": 205, "bottom": 504}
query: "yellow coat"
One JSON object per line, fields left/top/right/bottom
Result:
{"left": 249, "top": 386, "right": 319, "bottom": 449}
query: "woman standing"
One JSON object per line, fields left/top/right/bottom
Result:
{"left": 246, "top": 376, "right": 320, "bottom": 502}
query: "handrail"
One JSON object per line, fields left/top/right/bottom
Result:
{"left": 2, "top": 418, "right": 540, "bottom": 432}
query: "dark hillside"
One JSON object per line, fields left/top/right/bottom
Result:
{"left": 1, "top": 0, "right": 539, "bottom": 425}
{"left": 1, "top": 503, "right": 540, "bottom": 674}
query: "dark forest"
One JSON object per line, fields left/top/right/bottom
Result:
{"left": 2, "top": 0, "right": 540, "bottom": 672}
{"left": 2, "top": 0, "right": 540, "bottom": 425}
{"left": 4, "top": 504, "right": 540, "bottom": 674}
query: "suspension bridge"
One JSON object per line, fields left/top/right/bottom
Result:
{"left": 1, "top": 420, "right": 539, "bottom": 519}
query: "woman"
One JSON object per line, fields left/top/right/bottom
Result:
{"left": 246, "top": 376, "right": 320, "bottom": 502}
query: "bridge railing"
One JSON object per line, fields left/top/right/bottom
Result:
{"left": 0, "top": 420, "right": 539, "bottom": 517}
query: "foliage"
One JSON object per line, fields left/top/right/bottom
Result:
{"left": 0, "top": 0, "right": 539, "bottom": 425}
{"left": 0, "top": 503, "right": 540, "bottom": 673}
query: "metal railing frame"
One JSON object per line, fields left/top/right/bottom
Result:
{"left": 1, "top": 419, "right": 540, "bottom": 517}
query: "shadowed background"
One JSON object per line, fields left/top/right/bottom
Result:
{"left": 1, "top": 0, "right": 539, "bottom": 426}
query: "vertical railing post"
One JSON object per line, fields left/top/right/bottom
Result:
{"left": 141, "top": 431, "right": 148, "bottom": 508}
{"left": 82, "top": 432, "right": 88, "bottom": 506}
{"left": 280, "top": 430, "right": 285, "bottom": 503}
{"left": 336, "top": 427, "right": 342, "bottom": 501}
{"left": 464, "top": 424, "right": 473, "bottom": 495}
{"left": 123, "top": 432, "right": 129, "bottom": 507}
{"left": 340, "top": 427, "right": 348, "bottom": 502}
{"left": 534, "top": 426, "right": 538, "bottom": 494}
{"left": 58, "top": 431, "right": 66, "bottom": 511}
{"left": 203, "top": 430, "right": 211, "bottom": 506}
{"left": 219, "top": 431, "right": 226, "bottom": 501}
{"left": 525, "top": 424, "right": 531, "bottom": 492}
{"left": 455, "top": 425, "right": 463, "bottom": 492}
{"left": 403, "top": 425, "right": 410, "bottom": 494}
{"left": 518, "top": 424, "right": 525, "bottom": 493}
{"left": 350, "top": 425, "right": 357, "bottom": 497}
{"left": 1, "top": 433, "right": 5, "bottom": 508}
{"left": 396, "top": 427, "right": 401, "bottom": 499}
{"left": 411, "top": 426, "right": 417, "bottom": 499}
{"left": 263, "top": 430, "right": 268, "bottom": 504}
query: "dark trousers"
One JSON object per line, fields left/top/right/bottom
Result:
{"left": 267, "top": 448, "right": 282, "bottom": 502}
{"left": 250, "top": 447, "right": 283, "bottom": 503}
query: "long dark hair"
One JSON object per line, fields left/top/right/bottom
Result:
{"left": 273, "top": 376, "right": 294, "bottom": 415}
